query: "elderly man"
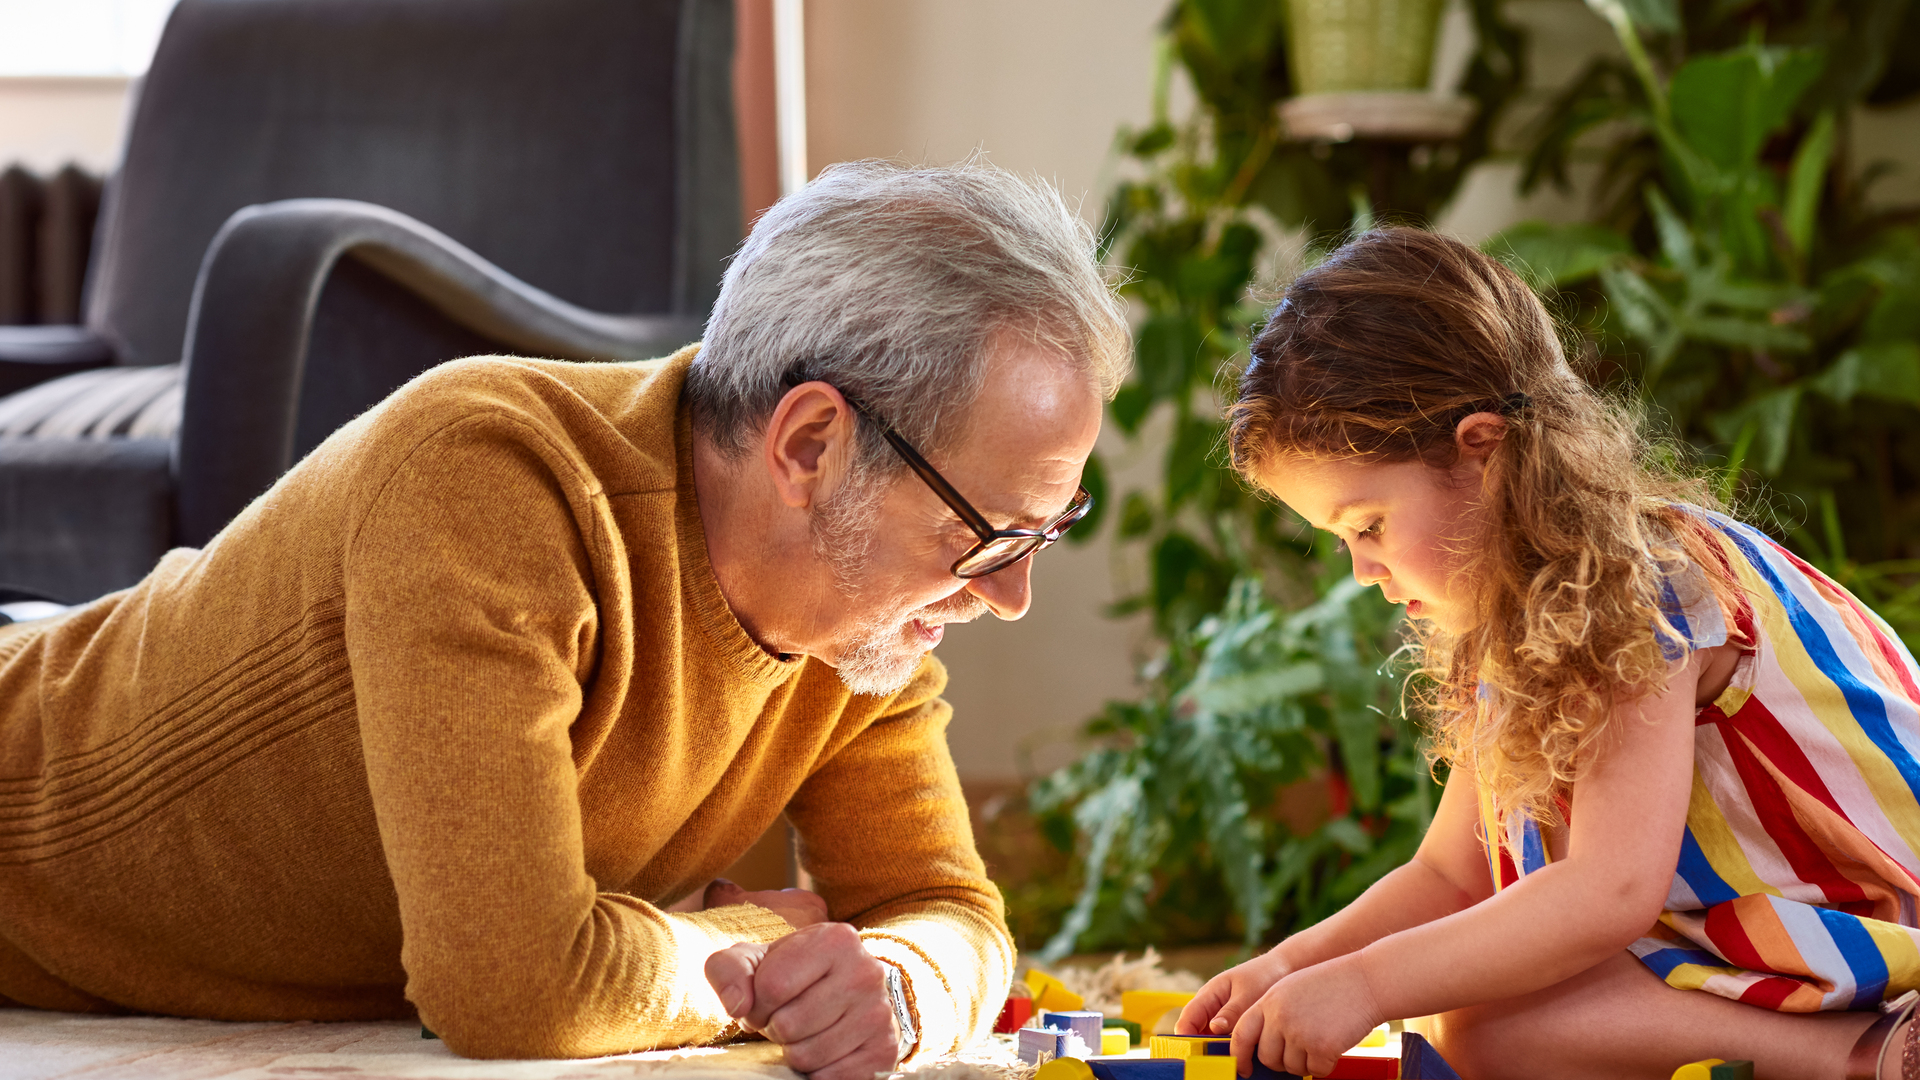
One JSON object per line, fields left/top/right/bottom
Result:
{"left": 0, "top": 162, "right": 1129, "bottom": 1076}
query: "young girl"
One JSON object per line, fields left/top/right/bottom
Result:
{"left": 1179, "top": 228, "right": 1920, "bottom": 1080}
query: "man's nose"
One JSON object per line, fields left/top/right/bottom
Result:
{"left": 965, "top": 555, "right": 1034, "bottom": 621}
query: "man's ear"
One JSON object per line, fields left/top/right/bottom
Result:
{"left": 1453, "top": 411, "right": 1508, "bottom": 463}
{"left": 762, "top": 382, "right": 860, "bottom": 510}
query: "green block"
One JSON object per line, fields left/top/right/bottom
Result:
{"left": 1103, "top": 1017, "right": 1142, "bottom": 1044}
{"left": 421, "top": 1026, "right": 439, "bottom": 1040}
{"left": 1711, "top": 1062, "right": 1753, "bottom": 1080}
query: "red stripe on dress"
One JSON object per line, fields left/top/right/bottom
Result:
{"left": 1719, "top": 711, "right": 1868, "bottom": 906}
{"left": 1738, "top": 974, "right": 1805, "bottom": 1010}
{"left": 1704, "top": 902, "right": 1769, "bottom": 970}
{"left": 1720, "top": 695, "right": 1853, "bottom": 825}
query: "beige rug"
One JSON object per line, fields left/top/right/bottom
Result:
{"left": 0, "top": 1012, "right": 1032, "bottom": 1080}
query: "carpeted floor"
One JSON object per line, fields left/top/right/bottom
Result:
{"left": 0, "top": 1012, "right": 1031, "bottom": 1080}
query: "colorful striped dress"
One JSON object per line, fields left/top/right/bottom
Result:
{"left": 1479, "top": 506, "right": 1920, "bottom": 1011}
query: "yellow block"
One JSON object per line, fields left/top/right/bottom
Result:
{"left": 1101, "top": 1029, "right": 1132, "bottom": 1056}
{"left": 1672, "top": 1061, "right": 1725, "bottom": 1080}
{"left": 1359, "top": 1024, "right": 1389, "bottom": 1048}
{"left": 1037, "top": 1058, "right": 1095, "bottom": 1080}
{"left": 1150, "top": 1035, "right": 1228, "bottom": 1059}
{"left": 1025, "top": 968, "right": 1086, "bottom": 1013}
{"left": 1122, "top": 989, "right": 1198, "bottom": 1035}
{"left": 1184, "top": 1057, "right": 1235, "bottom": 1080}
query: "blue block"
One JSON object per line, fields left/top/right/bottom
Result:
{"left": 1043, "top": 1010, "right": 1105, "bottom": 1052}
{"left": 1400, "top": 1033, "right": 1461, "bottom": 1080}
{"left": 1088, "top": 1061, "right": 1185, "bottom": 1080}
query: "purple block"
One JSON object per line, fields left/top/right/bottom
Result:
{"left": 1043, "top": 1010, "right": 1104, "bottom": 1052}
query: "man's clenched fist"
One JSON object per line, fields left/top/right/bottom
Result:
{"left": 705, "top": 922, "right": 903, "bottom": 1080}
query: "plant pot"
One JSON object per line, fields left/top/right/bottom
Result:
{"left": 1284, "top": 0, "right": 1449, "bottom": 95}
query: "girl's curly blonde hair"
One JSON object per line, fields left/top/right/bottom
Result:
{"left": 1227, "top": 227, "right": 1736, "bottom": 824}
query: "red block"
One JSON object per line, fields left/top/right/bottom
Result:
{"left": 1321, "top": 1055, "right": 1397, "bottom": 1080}
{"left": 993, "top": 995, "right": 1034, "bottom": 1034}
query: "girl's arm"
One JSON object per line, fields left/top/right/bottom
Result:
{"left": 1177, "top": 758, "right": 1495, "bottom": 1035}
{"left": 1233, "top": 646, "right": 1706, "bottom": 1076}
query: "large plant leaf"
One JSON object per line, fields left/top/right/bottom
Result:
{"left": 1668, "top": 46, "right": 1826, "bottom": 172}
{"left": 1810, "top": 343, "right": 1920, "bottom": 406}
{"left": 1708, "top": 385, "right": 1803, "bottom": 475}
{"left": 1484, "top": 222, "right": 1634, "bottom": 288}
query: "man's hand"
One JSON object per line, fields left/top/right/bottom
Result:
{"left": 705, "top": 923, "right": 902, "bottom": 1080}
{"left": 703, "top": 878, "right": 828, "bottom": 929}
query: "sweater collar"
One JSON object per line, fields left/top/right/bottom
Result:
{"left": 673, "top": 402, "right": 806, "bottom": 689}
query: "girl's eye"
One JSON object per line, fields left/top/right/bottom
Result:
{"left": 1336, "top": 520, "right": 1382, "bottom": 552}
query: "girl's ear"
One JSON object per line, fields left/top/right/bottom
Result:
{"left": 1454, "top": 411, "right": 1508, "bottom": 463}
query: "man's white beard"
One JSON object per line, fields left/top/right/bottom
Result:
{"left": 810, "top": 467, "right": 986, "bottom": 696}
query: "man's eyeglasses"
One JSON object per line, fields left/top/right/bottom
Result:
{"left": 782, "top": 372, "right": 1093, "bottom": 578}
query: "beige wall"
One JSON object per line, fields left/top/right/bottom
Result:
{"left": 0, "top": 76, "right": 130, "bottom": 172}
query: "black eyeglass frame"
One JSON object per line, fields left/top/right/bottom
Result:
{"left": 781, "top": 372, "right": 1093, "bottom": 579}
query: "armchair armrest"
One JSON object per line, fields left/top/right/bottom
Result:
{"left": 175, "top": 198, "right": 705, "bottom": 546}
{"left": 0, "top": 326, "right": 116, "bottom": 397}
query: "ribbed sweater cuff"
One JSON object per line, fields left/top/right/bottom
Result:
{"left": 663, "top": 903, "right": 796, "bottom": 1043}
{"left": 861, "top": 930, "right": 959, "bottom": 1064}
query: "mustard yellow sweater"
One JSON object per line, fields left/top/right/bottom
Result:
{"left": 0, "top": 347, "right": 1012, "bottom": 1059}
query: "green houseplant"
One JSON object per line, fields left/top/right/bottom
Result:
{"left": 1490, "top": 0, "right": 1920, "bottom": 643}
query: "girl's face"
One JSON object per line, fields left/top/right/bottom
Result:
{"left": 1256, "top": 451, "right": 1488, "bottom": 632}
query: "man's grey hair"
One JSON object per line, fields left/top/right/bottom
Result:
{"left": 687, "top": 160, "right": 1130, "bottom": 476}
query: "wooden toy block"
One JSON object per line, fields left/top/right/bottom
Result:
{"left": 1184, "top": 1056, "right": 1239, "bottom": 1080}
{"left": 1102, "top": 1029, "right": 1133, "bottom": 1055}
{"left": 1150, "top": 1034, "right": 1231, "bottom": 1059}
{"left": 1020, "top": 1025, "right": 1094, "bottom": 1065}
{"left": 1672, "top": 1061, "right": 1751, "bottom": 1080}
{"left": 1037, "top": 1058, "right": 1098, "bottom": 1080}
{"left": 1104, "top": 1016, "right": 1144, "bottom": 1045}
{"left": 993, "top": 995, "right": 1034, "bottom": 1034}
{"left": 1026, "top": 968, "right": 1087, "bottom": 1012}
{"left": 1397, "top": 1033, "right": 1460, "bottom": 1080}
{"left": 1122, "top": 989, "right": 1198, "bottom": 1035}
{"left": 1044, "top": 1009, "right": 1106, "bottom": 1051}
{"left": 1358, "top": 1025, "right": 1389, "bottom": 1048}
{"left": 1309, "top": 1054, "right": 1398, "bottom": 1079}
{"left": 1089, "top": 1060, "right": 1186, "bottom": 1080}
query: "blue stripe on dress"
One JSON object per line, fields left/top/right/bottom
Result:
{"left": 1709, "top": 518, "right": 1920, "bottom": 806}
{"left": 1814, "top": 904, "right": 1890, "bottom": 1009}
{"left": 1659, "top": 576, "right": 1694, "bottom": 661}
{"left": 1638, "top": 946, "right": 1732, "bottom": 979}
{"left": 1675, "top": 826, "right": 1742, "bottom": 906}
{"left": 1520, "top": 818, "right": 1547, "bottom": 876}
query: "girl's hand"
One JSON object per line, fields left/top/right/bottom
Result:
{"left": 1231, "top": 953, "right": 1383, "bottom": 1078}
{"left": 1177, "top": 949, "right": 1292, "bottom": 1035}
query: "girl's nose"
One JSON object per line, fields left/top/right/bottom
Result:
{"left": 1351, "top": 557, "right": 1389, "bottom": 588}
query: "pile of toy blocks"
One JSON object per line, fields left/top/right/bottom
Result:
{"left": 995, "top": 968, "right": 1458, "bottom": 1080}
{"left": 994, "top": 965, "right": 1752, "bottom": 1080}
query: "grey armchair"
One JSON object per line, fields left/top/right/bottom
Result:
{"left": 0, "top": 0, "right": 740, "bottom": 602}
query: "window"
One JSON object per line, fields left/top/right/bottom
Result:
{"left": 0, "top": 0, "right": 180, "bottom": 77}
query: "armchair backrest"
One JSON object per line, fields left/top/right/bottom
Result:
{"left": 85, "top": 0, "right": 739, "bottom": 368}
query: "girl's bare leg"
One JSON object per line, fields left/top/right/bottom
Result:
{"left": 1408, "top": 952, "right": 1889, "bottom": 1080}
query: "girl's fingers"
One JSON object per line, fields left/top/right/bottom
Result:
{"left": 1229, "top": 1003, "right": 1265, "bottom": 1077}
{"left": 1176, "top": 976, "right": 1231, "bottom": 1035}
{"left": 1208, "top": 984, "right": 1269, "bottom": 1035}
{"left": 1257, "top": 1012, "right": 1292, "bottom": 1078}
